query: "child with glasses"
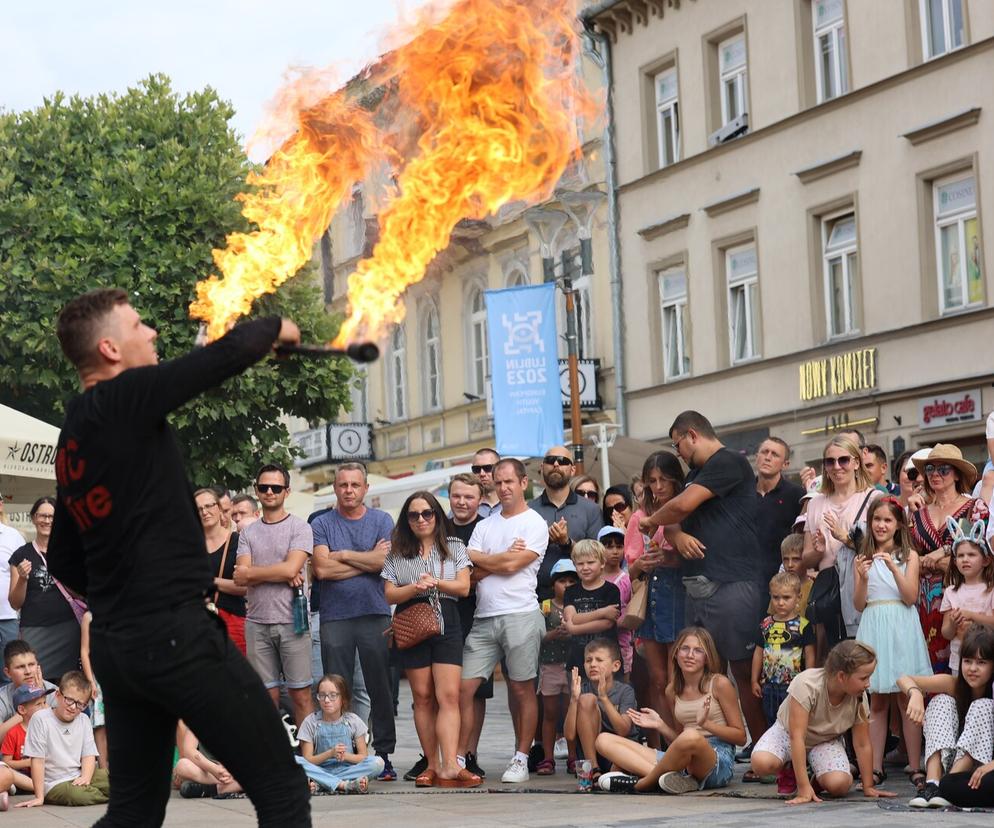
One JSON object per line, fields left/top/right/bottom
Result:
{"left": 295, "top": 674, "right": 383, "bottom": 794}
{"left": 18, "top": 670, "right": 109, "bottom": 808}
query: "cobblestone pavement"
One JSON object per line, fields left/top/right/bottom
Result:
{"left": 10, "top": 679, "right": 993, "bottom": 826}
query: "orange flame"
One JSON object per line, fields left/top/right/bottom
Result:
{"left": 190, "top": 0, "right": 595, "bottom": 346}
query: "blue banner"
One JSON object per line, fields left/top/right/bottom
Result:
{"left": 485, "top": 283, "right": 564, "bottom": 457}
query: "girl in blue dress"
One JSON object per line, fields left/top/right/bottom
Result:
{"left": 854, "top": 498, "right": 932, "bottom": 790}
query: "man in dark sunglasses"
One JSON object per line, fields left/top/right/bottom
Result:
{"left": 471, "top": 448, "right": 502, "bottom": 517}
{"left": 46, "top": 288, "right": 310, "bottom": 825}
{"left": 528, "top": 445, "right": 604, "bottom": 601}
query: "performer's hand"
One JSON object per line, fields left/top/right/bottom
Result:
{"left": 276, "top": 319, "right": 301, "bottom": 349}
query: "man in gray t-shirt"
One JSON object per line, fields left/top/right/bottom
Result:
{"left": 234, "top": 464, "right": 313, "bottom": 726}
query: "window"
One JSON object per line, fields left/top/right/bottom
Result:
{"left": 505, "top": 266, "right": 529, "bottom": 287}
{"left": 422, "top": 303, "right": 442, "bottom": 411}
{"left": 922, "top": 0, "right": 964, "bottom": 59}
{"left": 726, "top": 244, "right": 761, "bottom": 363}
{"left": 574, "top": 273, "right": 593, "bottom": 359}
{"left": 349, "top": 368, "right": 368, "bottom": 422}
{"left": 388, "top": 325, "right": 407, "bottom": 420}
{"left": 345, "top": 186, "right": 366, "bottom": 260}
{"left": 659, "top": 266, "right": 690, "bottom": 379}
{"left": 654, "top": 68, "right": 680, "bottom": 168}
{"left": 813, "top": 0, "right": 848, "bottom": 102}
{"left": 468, "top": 287, "right": 489, "bottom": 396}
{"left": 934, "top": 174, "right": 982, "bottom": 312}
{"left": 822, "top": 213, "right": 859, "bottom": 337}
{"left": 718, "top": 34, "right": 748, "bottom": 126}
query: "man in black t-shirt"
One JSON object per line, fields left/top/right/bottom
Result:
{"left": 640, "top": 410, "right": 767, "bottom": 755}
{"left": 754, "top": 438, "right": 805, "bottom": 587}
{"left": 446, "top": 472, "right": 490, "bottom": 780}
{"left": 46, "top": 288, "right": 310, "bottom": 827}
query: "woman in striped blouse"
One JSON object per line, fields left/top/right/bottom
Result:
{"left": 381, "top": 490, "right": 480, "bottom": 788}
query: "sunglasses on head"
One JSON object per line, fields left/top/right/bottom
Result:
{"left": 544, "top": 456, "right": 573, "bottom": 467}
{"left": 471, "top": 463, "right": 495, "bottom": 474}
{"left": 822, "top": 456, "right": 852, "bottom": 468}
{"left": 576, "top": 489, "right": 598, "bottom": 500}
{"left": 925, "top": 463, "right": 954, "bottom": 477}
{"left": 407, "top": 509, "right": 436, "bottom": 522}
{"left": 256, "top": 484, "right": 286, "bottom": 494}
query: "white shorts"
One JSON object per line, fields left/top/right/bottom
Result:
{"left": 753, "top": 721, "right": 851, "bottom": 779}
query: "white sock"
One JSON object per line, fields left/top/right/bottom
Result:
{"left": 927, "top": 778, "right": 939, "bottom": 786}
{"left": 514, "top": 751, "right": 529, "bottom": 765}
{"left": 456, "top": 755, "right": 466, "bottom": 768}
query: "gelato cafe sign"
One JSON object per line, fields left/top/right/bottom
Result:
{"left": 799, "top": 347, "right": 876, "bottom": 402}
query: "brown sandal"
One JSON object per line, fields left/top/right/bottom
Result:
{"left": 415, "top": 769, "right": 437, "bottom": 788}
{"left": 436, "top": 769, "right": 483, "bottom": 788}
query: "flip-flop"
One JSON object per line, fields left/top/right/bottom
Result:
{"left": 415, "top": 769, "right": 437, "bottom": 788}
{"left": 436, "top": 769, "right": 483, "bottom": 788}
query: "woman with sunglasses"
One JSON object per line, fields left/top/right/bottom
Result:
{"left": 602, "top": 485, "right": 634, "bottom": 531}
{"left": 803, "top": 437, "right": 882, "bottom": 654}
{"left": 381, "top": 491, "right": 480, "bottom": 788}
{"left": 908, "top": 444, "right": 988, "bottom": 674}
{"left": 195, "top": 488, "right": 246, "bottom": 654}
{"left": 8, "top": 497, "right": 82, "bottom": 684}
{"left": 571, "top": 475, "right": 601, "bottom": 505}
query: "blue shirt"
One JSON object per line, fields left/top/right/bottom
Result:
{"left": 311, "top": 508, "right": 394, "bottom": 621}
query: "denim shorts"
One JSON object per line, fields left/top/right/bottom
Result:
{"left": 638, "top": 568, "right": 685, "bottom": 644}
{"left": 655, "top": 736, "right": 734, "bottom": 790}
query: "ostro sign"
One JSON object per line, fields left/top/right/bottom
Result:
{"left": 799, "top": 347, "right": 876, "bottom": 402}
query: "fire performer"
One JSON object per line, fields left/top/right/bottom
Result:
{"left": 45, "top": 288, "right": 311, "bottom": 826}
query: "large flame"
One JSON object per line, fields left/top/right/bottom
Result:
{"left": 190, "top": 0, "right": 595, "bottom": 345}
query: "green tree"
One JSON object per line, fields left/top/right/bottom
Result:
{"left": 0, "top": 75, "right": 354, "bottom": 488}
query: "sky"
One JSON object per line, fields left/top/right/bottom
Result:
{"left": 1, "top": 1, "right": 417, "bottom": 159}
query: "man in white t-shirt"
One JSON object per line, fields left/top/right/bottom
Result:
{"left": 457, "top": 458, "right": 548, "bottom": 784}
{"left": 0, "top": 495, "right": 26, "bottom": 660}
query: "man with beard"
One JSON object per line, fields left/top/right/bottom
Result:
{"left": 529, "top": 446, "right": 603, "bottom": 601}
{"left": 471, "top": 449, "right": 502, "bottom": 517}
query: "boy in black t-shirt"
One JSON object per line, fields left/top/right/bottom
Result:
{"left": 563, "top": 540, "right": 620, "bottom": 680}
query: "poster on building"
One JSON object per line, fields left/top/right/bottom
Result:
{"left": 486, "top": 283, "right": 564, "bottom": 457}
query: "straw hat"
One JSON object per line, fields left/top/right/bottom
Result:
{"left": 912, "top": 444, "right": 978, "bottom": 488}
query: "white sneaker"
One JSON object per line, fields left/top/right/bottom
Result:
{"left": 659, "top": 771, "right": 699, "bottom": 794}
{"left": 501, "top": 757, "right": 529, "bottom": 783}
{"left": 554, "top": 737, "right": 568, "bottom": 760}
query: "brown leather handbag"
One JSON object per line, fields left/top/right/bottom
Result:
{"left": 389, "top": 554, "right": 442, "bottom": 650}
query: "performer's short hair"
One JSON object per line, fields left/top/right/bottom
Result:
{"left": 57, "top": 288, "right": 129, "bottom": 369}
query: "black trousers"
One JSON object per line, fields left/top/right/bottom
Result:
{"left": 938, "top": 770, "right": 994, "bottom": 807}
{"left": 90, "top": 603, "right": 310, "bottom": 827}
{"left": 319, "top": 614, "right": 397, "bottom": 755}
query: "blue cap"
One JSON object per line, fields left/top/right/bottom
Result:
{"left": 13, "top": 684, "right": 53, "bottom": 708}
{"left": 597, "top": 526, "right": 625, "bottom": 543}
{"left": 549, "top": 558, "right": 578, "bottom": 580}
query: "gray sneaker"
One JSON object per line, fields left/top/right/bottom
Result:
{"left": 659, "top": 771, "right": 700, "bottom": 795}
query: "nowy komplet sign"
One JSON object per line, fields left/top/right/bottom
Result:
{"left": 486, "top": 283, "right": 564, "bottom": 457}
{"left": 918, "top": 389, "right": 982, "bottom": 429}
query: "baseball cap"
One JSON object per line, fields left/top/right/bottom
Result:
{"left": 13, "top": 684, "right": 54, "bottom": 708}
{"left": 549, "top": 558, "right": 578, "bottom": 580}
{"left": 800, "top": 475, "right": 822, "bottom": 500}
{"left": 597, "top": 526, "right": 625, "bottom": 543}
{"left": 905, "top": 448, "right": 931, "bottom": 471}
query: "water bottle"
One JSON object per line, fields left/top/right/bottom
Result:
{"left": 576, "top": 760, "right": 593, "bottom": 792}
{"left": 292, "top": 586, "right": 310, "bottom": 634}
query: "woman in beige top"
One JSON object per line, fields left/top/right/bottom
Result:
{"left": 594, "top": 627, "right": 745, "bottom": 794}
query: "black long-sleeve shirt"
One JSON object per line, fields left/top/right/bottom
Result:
{"left": 47, "top": 316, "right": 282, "bottom": 621}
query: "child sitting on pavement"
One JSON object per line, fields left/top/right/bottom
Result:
{"left": 17, "top": 670, "right": 109, "bottom": 808}
{"left": 0, "top": 640, "right": 57, "bottom": 737}
{"left": 1, "top": 684, "right": 53, "bottom": 799}
{"left": 173, "top": 720, "right": 243, "bottom": 799}
{"left": 596, "top": 626, "right": 745, "bottom": 794}
{"left": 564, "top": 638, "right": 636, "bottom": 783}
{"left": 563, "top": 540, "right": 620, "bottom": 682}
{"left": 296, "top": 674, "right": 383, "bottom": 794}
{"left": 537, "top": 559, "right": 578, "bottom": 776}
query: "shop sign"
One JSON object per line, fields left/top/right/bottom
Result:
{"left": 799, "top": 347, "right": 876, "bottom": 402}
{"left": 918, "top": 389, "right": 982, "bottom": 429}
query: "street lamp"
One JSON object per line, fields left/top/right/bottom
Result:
{"left": 524, "top": 188, "right": 606, "bottom": 474}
